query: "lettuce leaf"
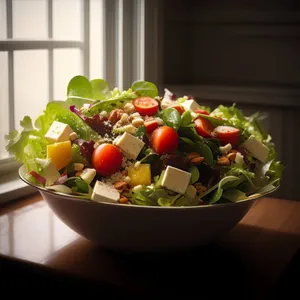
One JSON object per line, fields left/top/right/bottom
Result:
{"left": 5, "top": 116, "right": 48, "bottom": 170}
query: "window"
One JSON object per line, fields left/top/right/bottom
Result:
{"left": 0, "top": 0, "right": 152, "bottom": 203}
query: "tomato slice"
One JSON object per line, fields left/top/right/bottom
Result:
{"left": 171, "top": 105, "right": 185, "bottom": 115}
{"left": 133, "top": 97, "right": 159, "bottom": 116}
{"left": 144, "top": 120, "right": 158, "bottom": 134}
{"left": 212, "top": 126, "right": 240, "bottom": 146}
{"left": 195, "top": 117, "right": 214, "bottom": 138}
{"left": 195, "top": 109, "right": 209, "bottom": 115}
{"left": 150, "top": 126, "right": 179, "bottom": 155}
{"left": 92, "top": 143, "right": 123, "bottom": 176}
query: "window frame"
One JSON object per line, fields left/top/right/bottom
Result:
{"left": 0, "top": 0, "right": 151, "bottom": 204}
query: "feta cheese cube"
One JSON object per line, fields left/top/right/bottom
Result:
{"left": 181, "top": 99, "right": 201, "bottom": 112}
{"left": 243, "top": 135, "right": 269, "bottom": 163}
{"left": 185, "top": 185, "right": 197, "bottom": 199}
{"left": 80, "top": 168, "right": 96, "bottom": 185}
{"left": 161, "top": 166, "right": 191, "bottom": 194}
{"left": 45, "top": 121, "right": 74, "bottom": 143}
{"left": 91, "top": 181, "right": 120, "bottom": 203}
{"left": 114, "top": 132, "right": 145, "bottom": 160}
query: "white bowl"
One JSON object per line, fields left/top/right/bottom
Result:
{"left": 19, "top": 165, "right": 278, "bottom": 253}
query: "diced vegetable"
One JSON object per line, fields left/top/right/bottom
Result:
{"left": 128, "top": 164, "right": 151, "bottom": 186}
{"left": 47, "top": 141, "right": 72, "bottom": 170}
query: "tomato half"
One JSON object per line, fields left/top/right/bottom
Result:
{"left": 150, "top": 126, "right": 179, "bottom": 155}
{"left": 133, "top": 97, "right": 159, "bottom": 116}
{"left": 195, "top": 117, "right": 214, "bottom": 138}
{"left": 212, "top": 126, "right": 240, "bottom": 146}
{"left": 171, "top": 105, "right": 185, "bottom": 115}
{"left": 144, "top": 120, "right": 159, "bottom": 134}
{"left": 195, "top": 109, "right": 209, "bottom": 115}
{"left": 92, "top": 143, "right": 123, "bottom": 177}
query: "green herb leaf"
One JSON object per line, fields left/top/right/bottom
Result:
{"left": 67, "top": 75, "right": 93, "bottom": 99}
{"left": 161, "top": 107, "right": 181, "bottom": 131}
{"left": 189, "top": 166, "right": 200, "bottom": 184}
{"left": 136, "top": 125, "right": 146, "bottom": 137}
{"left": 90, "top": 79, "right": 111, "bottom": 99}
{"left": 131, "top": 80, "right": 158, "bottom": 98}
{"left": 180, "top": 110, "right": 192, "bottom": 126}
{"left": 196, "top": 142, "right": 214, "bottom": 166}
{"left": 222, "top": 189, "right": 246, "bottom": 202}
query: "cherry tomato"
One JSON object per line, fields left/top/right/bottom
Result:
{"left": 195, "top": 109, "right": 209, "bottom": 115}
{"left": 150, "top": 126, "right": 179, "bottom": 155}
{"left": 92, "top": 143, "right": 122, "bottom": 176}
{"left": 212, "top": 126, "right": 240, "bottom": 146}
{"left": 133, "top": 97, "right": 159, "bottom": 116}
{"left": 144, "top": 120, "right": 158, "bottom": 134}
{"left": 171, "top": 105, "right": 185, "bottom": 115}
{"left": 195, "top": 117, "right": 214, "bottom": 138}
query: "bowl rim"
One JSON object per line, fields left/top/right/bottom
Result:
{"left": 19, "top": 165, "right": 279, "bottom": 210}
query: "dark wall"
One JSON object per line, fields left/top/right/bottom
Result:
{"left": 161, "top": 0, "right": 300, "bottom": 201}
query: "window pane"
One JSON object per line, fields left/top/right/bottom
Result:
{"left": 53, "top": 0, "right": 82, "bottom": 41}
{"left": 0, "top": 52, "right": 9, "bottom": 159}
{"left": 90, "top": 0, "right": 104, "bottom": 80}
{"left": 0, "top": 0, "right": 6, "bottom": 38}
{"left": 14, "top": 50, "right": 49, "bottom": 129}
{"left": 13, "top": 0, "right": 47, "bottom": 39}
{"left": 53, "top": 48, "right": 82, "bottom": 100}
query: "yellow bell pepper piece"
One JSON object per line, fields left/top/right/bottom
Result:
{"left": 128, "top": 163, "right": 151, "bottom": 186}
{"left": 47, "top": 140, "right": 72, "bottom": 170}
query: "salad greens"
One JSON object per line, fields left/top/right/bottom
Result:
{"left": 5, "top": 76, "right": 284, "bottom": 206}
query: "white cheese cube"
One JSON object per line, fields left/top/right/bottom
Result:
{"left": 45, "top": 121, "right": 74, "bottom": 143}
{"left": 243, "top": 135, "right": 269, "bottom": 163}
{"left": 185, "top": 185, "right": 197, "bottom": 199}
{"left": 114, "top": 132, "right": 145, "bottom": 160}
{"left": 80, "top": 168, "right": 96, "bottom": 185}
{"left": 181, "top": 99, "right": 201, "bottom": 112}
{"left": 161, "top": 166, "right": 191, "bottom": 194}
{"left": 91, "top": 181, "right": 120, "bottom": 203}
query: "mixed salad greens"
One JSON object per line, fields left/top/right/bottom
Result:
{"left": 5, "top": 76, "right": 284, "bottom": 206}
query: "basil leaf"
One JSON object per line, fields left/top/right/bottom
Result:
{"left": 136, "top": 125, "right": 146, "bottom": 137}
{"left": 161, "top": 107, "right": 181, "bottom": 131}
{"left": 196, "top": 142, "right": 214, "bottom": 166}
{"left": 222, "top": 189, "right": 246, "bottom": 202}
{"left": 189, "top": 166, "right": 200, "bottom": 184}
{"left": 67, "top": 75, "right": 93, "bottom": 99}
{"left": 131, "top": 80, "right": 158, "bottom": 98}
{"left": 178, "top": 126, "right": 202, "bottom": 142}
{"left": 90, "top": 79, "right": 111, "bottom": 100}
{"left": 180, "top": 137, "right": 195, "bottom": 145}
{"left": 180, "top": 110, "right": 192, "bottom": 126}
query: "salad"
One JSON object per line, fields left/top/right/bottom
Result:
{"left": 5, "top": 75, "right": 283, "bottom": 206}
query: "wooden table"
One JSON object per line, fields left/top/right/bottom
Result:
{"left": 0, "top": 193, "right": 299, "bottom": 299}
